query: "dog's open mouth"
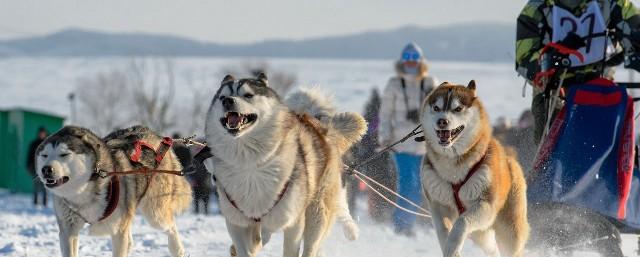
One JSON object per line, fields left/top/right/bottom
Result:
{"left": 44, "top": 176, "right": 69, "bottom": 188}
{"left": 435, "top": 125, "right": 465, "bottom": 146}
{"left": 220, "top": 112, "right": 258, "bottom": 135}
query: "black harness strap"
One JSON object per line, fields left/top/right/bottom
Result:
{"left": 400, "top": 77, "right": 426, "bottom": 112}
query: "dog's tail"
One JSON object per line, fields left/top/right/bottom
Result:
{"left": 286, "top": 88, "right": 336, "bottom": 122}
{"left": 327, "top": 112, "right": 367, "bottom": 154}
{"left": 285, "top": 88, "right": 367, "bottom": 154}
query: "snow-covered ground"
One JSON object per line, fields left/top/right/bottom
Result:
{"left": 3, "top": 57, "right": 640, "bottom": 256}
{"left": 1, "top": 190, "right": 640, "bottom": 257}
{"left": 0, "top": 190, "right": 477, "bottom": 257}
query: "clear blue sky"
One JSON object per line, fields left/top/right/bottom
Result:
{"left": 0, "top": 0, "right": 637, "bottom": 43}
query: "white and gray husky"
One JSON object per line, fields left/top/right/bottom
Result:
{"left": 204, "top": 73, "right": 366, "bottom": 257}
{"left": 35, "top": 126, "right": 192, "bottom": 257}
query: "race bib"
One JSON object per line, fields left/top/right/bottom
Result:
{"left": 552, "top": 1, "right": 615, "bottom": 66}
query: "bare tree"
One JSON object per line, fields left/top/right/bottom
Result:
{"left": 181, "top": 69, "right": 213, "bottom": 135}
{"left": 74, "top": 70, "right": 131, "bottom": 135}
{"left": 126, "top": 58, "right": 177, "bottom": 133}
{"left": 74, "top": 57, "right": 180, "bottom": 135}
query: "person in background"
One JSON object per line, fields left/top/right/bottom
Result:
{"left": 26, "top": 127, "right": 48, "bottom": 207}
{"left": 493, "top": 116, "right": 513, "bottom": 144}
{"left": 379, "top": 42, "right": 438, "bottom": 236}
{"left": 174, "top": 133, "right": 211, "bottom": 214}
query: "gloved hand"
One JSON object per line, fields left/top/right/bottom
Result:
{"left": 534, "top": 33, "right": 586, "bottom": 90}
{"left": 542, "top": 32, "right": 587, "bottom": 70}
{"left": 557, "top": 32, "right": 586, "bottom": 51}
{"left": 625, "top": 52, "right": 640, "bottom": 73}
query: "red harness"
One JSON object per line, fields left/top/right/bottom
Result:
{"left": 96, "top": 138, "right": 173, "bottom": 222}
{"left": 426, "top": 152, "right": 488, "bottom": 214}
{"left": 98, "top": 175, "right": 120, "bottom": 221}
{"left": 451, "top": 154, "right": 487, "bottom": 214}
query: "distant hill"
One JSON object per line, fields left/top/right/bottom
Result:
{"left": 0, "top": 23, "right": 515, "bottom": 62}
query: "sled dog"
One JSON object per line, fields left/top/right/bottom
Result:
{"left": 420, "top": 81, "right": 529, "bottom": 257}
{"left": 204, "top": 73, "right": 366, "bottom": 257}
{"left": 35, "top": 126, "right": 192, "bottom": 257}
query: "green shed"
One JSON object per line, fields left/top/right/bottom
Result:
{"left": 0, "top": 108, "right": 65, "bottom": 193}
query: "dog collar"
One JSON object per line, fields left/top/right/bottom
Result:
{"left": 98, "top": 175, "right": 120, "bottom": 222}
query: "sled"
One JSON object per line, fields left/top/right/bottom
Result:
{"left": 525, "top": 78, "right": 640, "bottom": 255}
{"left": 528, "top": 78, "right": 640, "bottom": 228}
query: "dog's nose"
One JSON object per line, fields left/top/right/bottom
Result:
{"left": 437, "top": 119, "right": 449, "bottom": 129}
{"left": 222, "top": 97, "right": 235, "bottom": 110}
{"left": 41, "top": 166, "right": 54, "bottom": 177}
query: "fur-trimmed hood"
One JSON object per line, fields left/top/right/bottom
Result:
{"left": 395, "top": 60, "right": 429, "bottom": 78}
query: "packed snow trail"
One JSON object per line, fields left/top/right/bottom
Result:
{"left": 3, "top": 190, "right": 639, "bottom": 257}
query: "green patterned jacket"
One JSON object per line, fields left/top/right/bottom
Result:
{"left": 515, "top": 0, "right": 640, "bottom": 85}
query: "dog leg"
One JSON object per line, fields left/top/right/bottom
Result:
{"left": 430, "top": 201, "right": 453, "bottom": 254}
{"left": 111, "top": 228, "right": 132, "bottom": 257}
{"left": 283, "top": 217, "right": 305, "bottom": 257}
{"left": 301, "top": 205, "right": 333, "bottom": 257}
{"left": 166, "top": 224, "right": 186, "bottom": 257}
{"left": 444, "top": 202, "right": 496, "bottom": 257}
{"left": 470, "top": 230, "right": 501, "bottom": 257}
{"left": 226, "top": 220, "right": 261, "bottom": 257}
{"left": 337, "top": 187, "right": 359, "bottom": 241}
{"left": 56, "top": 213, "right": 83, "bottom": 257}
{"left": 261, "top": 227, "right": 273, "bottom": 247}
{"left": 58, "top": 227, "right": 81, "bottom": 257}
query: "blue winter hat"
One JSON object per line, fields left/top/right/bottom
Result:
{"left": 400, "top": 42, "right": 424, "bottom": 62}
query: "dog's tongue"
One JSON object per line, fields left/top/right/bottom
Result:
{"left": 227, "top": 113, "right": 242, "bottom": 128}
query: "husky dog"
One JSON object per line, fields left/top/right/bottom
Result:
{"left": 420, "top": 81, "right": 529, "bottom": 257}
{"left": 35, "top": 126, "right": 192, "bottom": 257}
{"left": 204, "top": 73, "right": 366, "bottom": 257}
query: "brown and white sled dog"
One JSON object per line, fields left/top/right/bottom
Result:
{"left": 204, "top": 73, "right": 366, "bottom": 257}
{"left": 420, "top": 81, "right": 529, "bottom": 257}
{"left": 35, "top": 126, "right": 192, "bottom": 257}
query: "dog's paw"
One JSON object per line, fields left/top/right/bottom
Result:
{"left": 229, "top": 245, "right": 237, "bottom": 257}
{"left": 341, "top": 218, "right": 359, "bottom": 241}
{"left": 443, "top": 243, "right": 462, "bottom": 257}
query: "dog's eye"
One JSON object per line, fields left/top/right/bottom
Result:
{"left": 432, "top": 105, "right": 441, "bottom": 112}
{"left": 453, "top": 106, "right": 464, "bottom": 112}
{"left": 60, "top": 153, "right": 70, "bottom": 158}
{"left": 40, "top": 154, "right": 48, "bottom": 158}
{"left": 219, "top": 95, "right": 226, "bottom": 101}
{"left": 244, "top": 93, "right": 254, "bottom": 99}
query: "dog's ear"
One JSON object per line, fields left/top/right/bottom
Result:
{"left": 222, "top": 74, "right": 235, "bottom": 84}
{"left": 467, "top": 80, "right": 476, "bottom": 91}
{"left": 438, "top": 82, "right": 449, "bottom": 88}
{"left": 257, "top": 72, "right": 268, "bottom": 86}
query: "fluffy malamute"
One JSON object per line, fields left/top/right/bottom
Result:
{"left": 420, "top": 81, "right": 529, "bottom": 257}
{"left": 204, "top": 73, "right": 366, "bottom": 257}
{"left": 35, "top": 126, "right": 191, "bottom": 257}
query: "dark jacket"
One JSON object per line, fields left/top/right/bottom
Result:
{"left": 26, "top": 138, "right": 44, "bottom": 177}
